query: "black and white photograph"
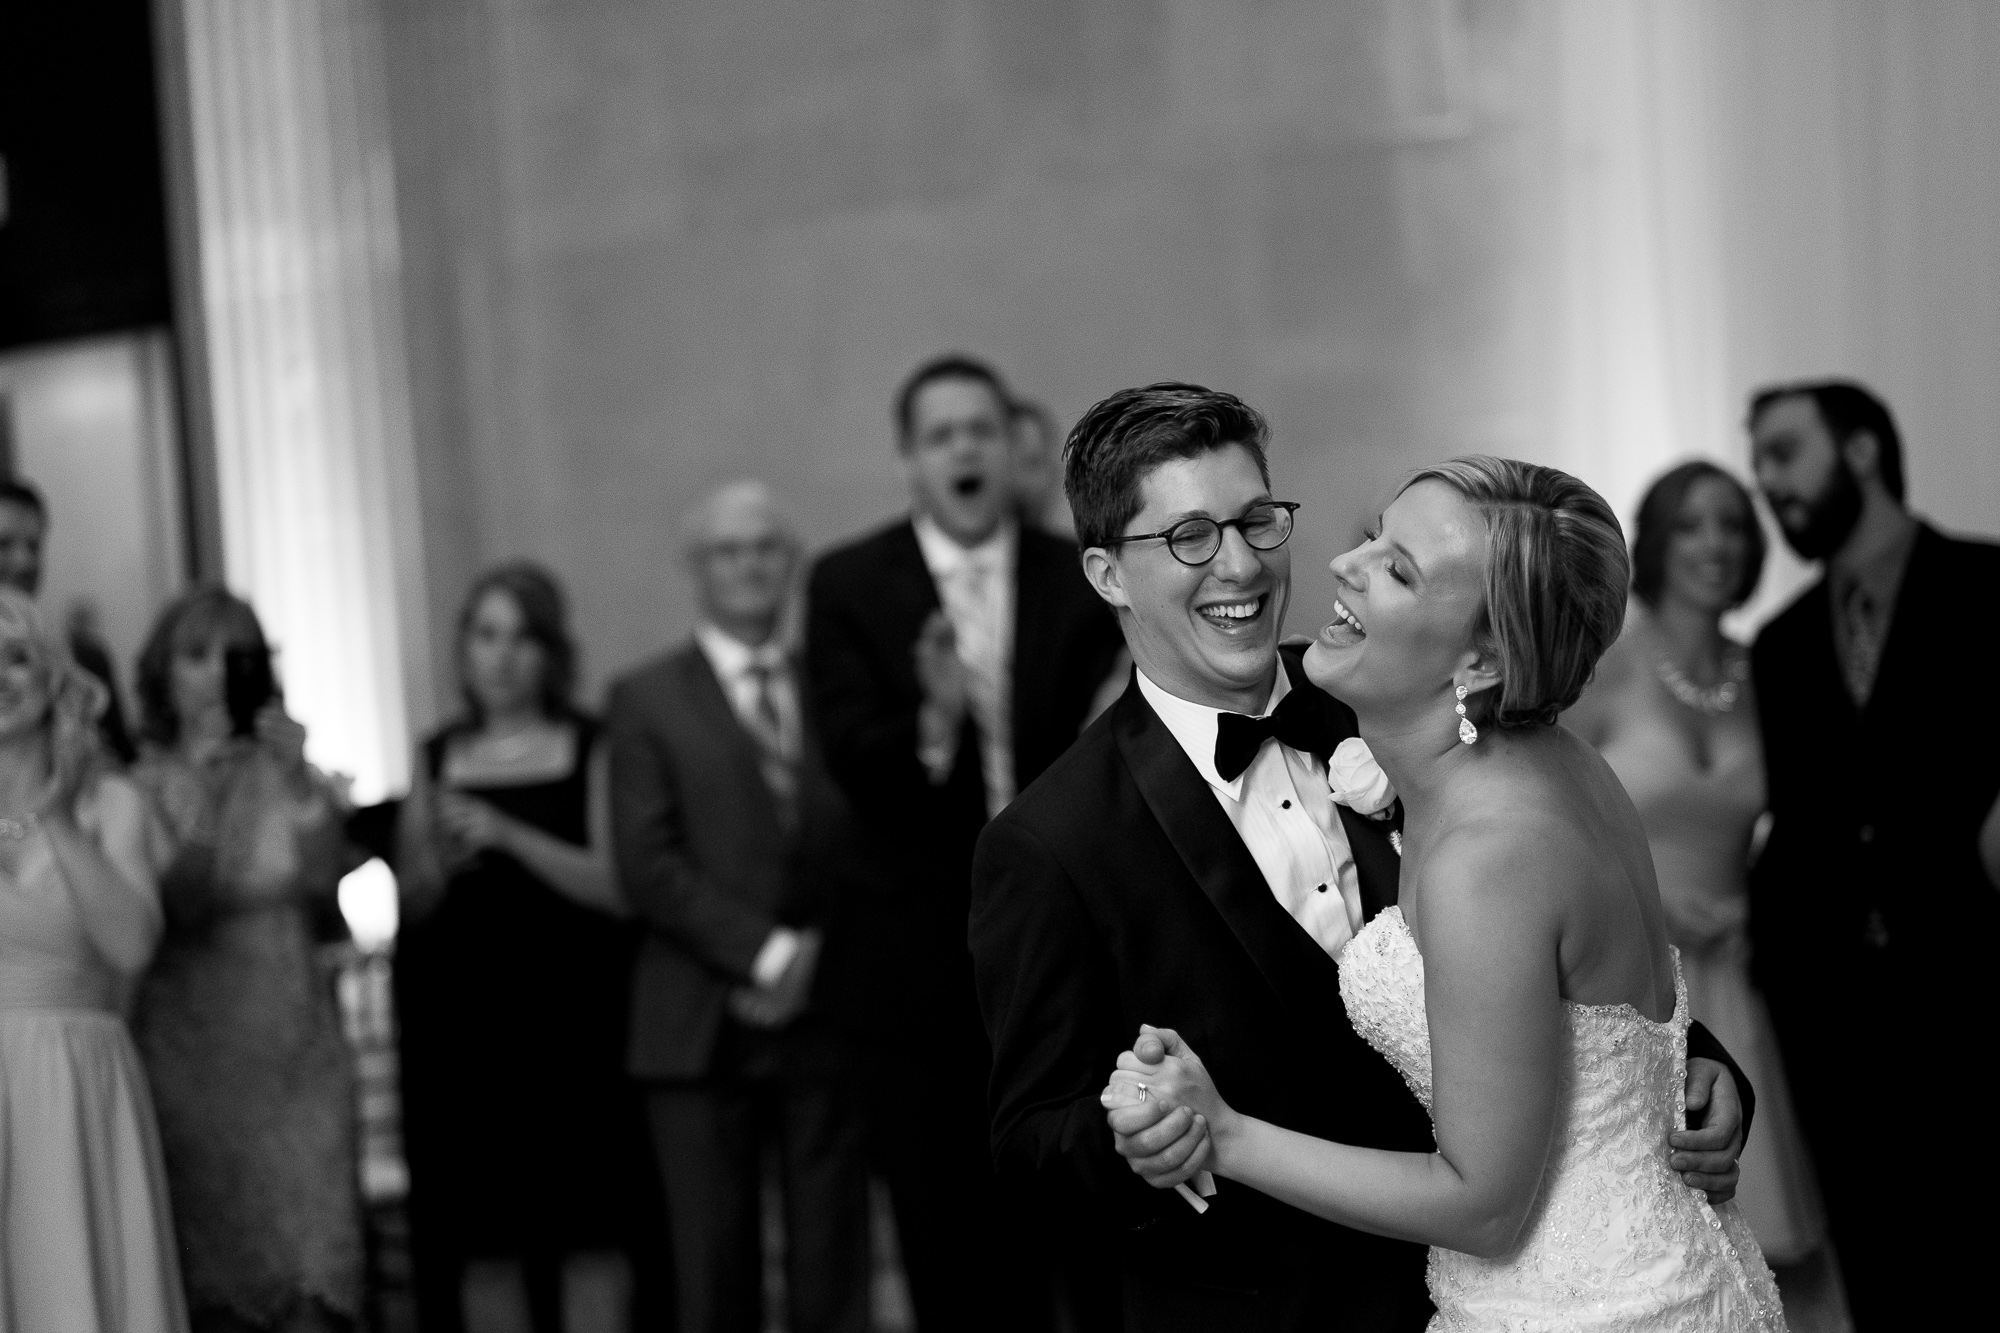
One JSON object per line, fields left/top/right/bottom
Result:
{"left": 1, "top": 3, "right": 1995, "bottom": 1332}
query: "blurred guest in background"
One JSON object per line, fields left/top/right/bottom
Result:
{"left": 1010, "top": 397, "right": 1074, "bottom": 538}
{"left": 128, "top": 587, "right": 365, "bottom": 1333}
{"left": 395, "top": 562, "right": 658, "bottom": 1333}
{"left": 0, "top": 476, "right": 138, "bottom": 761}
{"left": 1566, "top": 462, "right": 1837, "bottom": 1318}
{"left": 0, "top": 481, "right": 42, "bottom": 594}
{"left": 1747, "top": 380, "right": 2000, "bottom": 1328}
{"left": 0, "top": 589, "right": 186, "bottom": 1331}
{"left": 806, "top": 355, "right": 1124, "bottom": 1330}
{"left": 609, "top": 482, "right": 868, "bottom": 1333}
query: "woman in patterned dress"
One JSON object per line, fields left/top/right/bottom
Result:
{"left": 128, "top": 587, "right": 366, "bottom": 1333}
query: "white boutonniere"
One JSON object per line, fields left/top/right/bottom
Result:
{"left": 1327, "top": 737, "right": 1395, "bottom": 819}
{"left": 1327, "top": 738, "right": 1401, "bottom": 856}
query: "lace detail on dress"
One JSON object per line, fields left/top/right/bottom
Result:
{"left": 1338, "top": 907, "right": 1789, "bottom": 1332}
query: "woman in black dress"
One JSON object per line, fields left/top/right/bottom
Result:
{"left": 395, "top": 563, "right": 662, "bottom": 1333}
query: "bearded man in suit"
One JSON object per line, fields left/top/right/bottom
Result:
{"left": 1747, "top": 380, "right": 2000, "bottom": 1328}
{"left": 968, "top": 382, "right": 1755, "bottom": 1331}
{"left": 805, "top": 355, "right": 1125, "bottom": 1330}
{"left": 609, "top": 481, "right": 869, "bottom": 1333}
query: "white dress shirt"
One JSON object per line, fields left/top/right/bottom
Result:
{"left": 695, "top": 622, "right": 803, "bottom": 986}
{"left": 1135, "top": 666, "right": 1365, "bottom": 960}
{"left": 913, "top": 514, "right": 1018, "bottom": 819}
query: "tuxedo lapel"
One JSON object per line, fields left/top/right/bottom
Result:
{"left": 885, "top": 517, "right": 945, "bottom": 622}
{"left": 1338, "top": 805, "right": 1400, "bottom": 919}
{"left": 1273, "top": 648, "right": 1403, "bottom": 921}
{"left": 1111, "top": 684, "right": 1343, "bottom": 1019}
{"left": 1861, "top": 523, "right": 1940, "bottom": 726}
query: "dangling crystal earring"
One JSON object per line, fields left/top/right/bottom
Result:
{"left": 1454, "top": 684, "right": 1479, "bottom": 745}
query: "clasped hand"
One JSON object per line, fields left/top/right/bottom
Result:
{"left": 1105, "top": 1026, "right": 1747, "bottom": 1205}
{"left": 435, "top": 789, "right": 511, "bottom": 858}
{"left": 728, "top": 928, "right": 822, "bottom": 1030}
{"left": 1104, "top": 1025, "right": 1230, "bottom": 1191}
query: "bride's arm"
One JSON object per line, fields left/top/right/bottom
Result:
{"left": 1133, "top": 823, "right": 1565, "bottom": 1257}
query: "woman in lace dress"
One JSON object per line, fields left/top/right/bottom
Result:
{"left": 1109, "top": 458, "right": 1786, "bottom": 1331}
{"left": 1567, "top": 463, "right": 1842, "bottom": 1328}
{"left": 128, "top": 588, "right": 366, "bottom": 1333}
{"left": 0, "top": 589, "right": 187, "bottom": 1332}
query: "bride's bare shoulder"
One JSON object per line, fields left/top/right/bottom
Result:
{"left": 1419, "top": 750, "right": 1613, "bottom": 914}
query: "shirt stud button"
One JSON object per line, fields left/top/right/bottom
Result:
{"left": 1316, "top": 883, "right": 1328, "bottom": 894}
{"left": 1281, "top": 800, "right": 1292, "bottom": 809}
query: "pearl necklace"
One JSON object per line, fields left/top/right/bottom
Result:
{"left": 1654, "top": 652, "right": 1748, "bottom": 715}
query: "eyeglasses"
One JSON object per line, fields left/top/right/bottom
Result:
{"left": 1101, "top": 501, "right": 1300, "bottom": 567}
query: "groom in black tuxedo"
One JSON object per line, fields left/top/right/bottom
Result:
{"left": 969, "top": 383, "right": 1754, "bottom": 1332}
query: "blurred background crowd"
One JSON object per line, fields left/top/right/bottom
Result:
{"left": 2, "top": 3, "right": 1997, "bottom": 1333}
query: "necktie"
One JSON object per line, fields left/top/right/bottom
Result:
{"left": 746, "top": 661, "right": 786, "bottom": 753}
{"left": 1839, "top": 578, "right": 1882, "bottom": 707}
{"left": 1213, "top": 690, "right": 1337, "bottom": 782}
{"left": 744, "top": 661, "right": 798, "bottom": 821}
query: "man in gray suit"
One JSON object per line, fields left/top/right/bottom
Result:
{"left": 608, "top": 480, "right": 868, "bottom": 1333}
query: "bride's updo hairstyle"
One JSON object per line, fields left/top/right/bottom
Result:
{"left": 1401, "top": 456, "right": 1628, "bottom": 730}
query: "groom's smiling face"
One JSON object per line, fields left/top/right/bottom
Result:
{"left": 1083, "top": 443, "right": 1289, "bottom": 713}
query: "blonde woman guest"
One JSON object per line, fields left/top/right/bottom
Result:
{"left": 1567, "top": 463, "right": 1839, "bottom": 1319}
{"left": 0, "top": 587, "right": 188, "bottom": 1332}
{"left": 127, "top": 588, "right": 365, "bottom": 1333}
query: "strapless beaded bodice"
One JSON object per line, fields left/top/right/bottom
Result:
{"left": 1337, "top": 907, "right": 1787, "bottom": 1332}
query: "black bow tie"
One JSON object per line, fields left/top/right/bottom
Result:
{"left": 1213, "top": 689, "right": 1336, "bottom": 782}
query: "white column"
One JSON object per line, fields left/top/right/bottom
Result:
{"left": 161, "top": 0, "right": 430, "bottom": 803}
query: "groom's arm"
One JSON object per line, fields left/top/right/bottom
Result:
{"left": 1686, "top": 1021, "right": 1755, "bottom": 1139}
{"left": 969, "top": 814, "right": 1179, "bottom": 1224}
{"left": 1675, "top": 1022, "right": 1753, "bottom": 1203}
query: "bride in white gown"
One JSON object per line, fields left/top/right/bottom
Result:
{"left": 1107, "top": 457, "right": 1786, "bottom": 1332}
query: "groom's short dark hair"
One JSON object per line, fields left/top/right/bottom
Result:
{"left": 1064, "top": 383, "right": 1271, "bottom": 550}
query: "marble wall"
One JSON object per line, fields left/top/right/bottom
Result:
{"left": 378, "top": 0, "right": 2000, "bottom": 714}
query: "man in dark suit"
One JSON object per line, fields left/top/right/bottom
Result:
{"left": 805, "top": 355, "right": 1125, "bottom": 1330}
{"left": 1747, "top": 380, "right": 2000, "bottom": 1328}
{"left": 609, "top": 481, "right": 869, "bottom": 1333}
{"left": 969, "top": 382, "right": 1755, "bottom": 1332}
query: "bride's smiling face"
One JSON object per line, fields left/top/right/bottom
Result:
{"left": 1304, "top": 479, "right": 1490, "bottom": 718}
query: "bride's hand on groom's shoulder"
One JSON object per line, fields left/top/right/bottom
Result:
{"left": 1102, "top": 1026, "right": 1231, "bottom": 1189}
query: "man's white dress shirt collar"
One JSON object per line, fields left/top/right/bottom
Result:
{"left": 912, "top": 512, "right": 1016, "bottom": 578}
{"left": 695, "top": 621, "right": 787, "bottom": 681}
{"left": 1134, "top": 660, "right": 1291, "bottom": 802}
{"left": 1133, "top": 658, "right": 1364, "bottom": 961}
